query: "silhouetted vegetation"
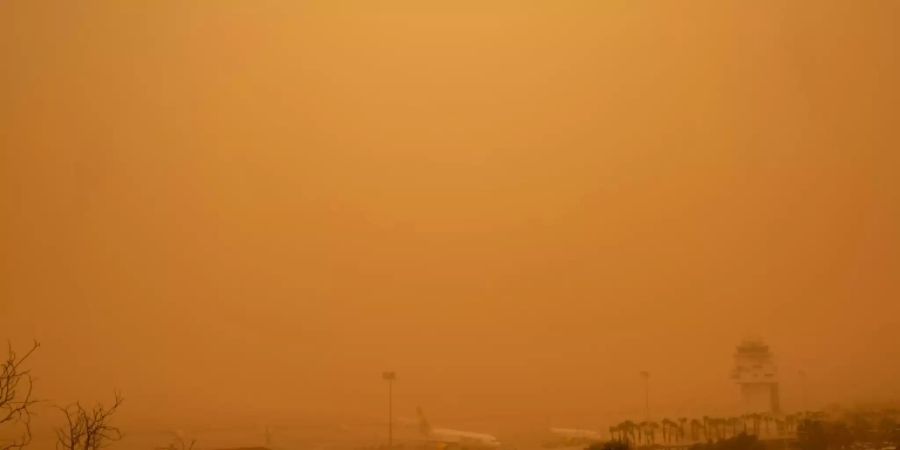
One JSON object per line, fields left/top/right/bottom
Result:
{"left": 55, "top": 391, "right": 124, "bottom": 450}
{"left": 794, "top": 412, "right": 900, "bottom": 450}
{"left": 689, "top": 434, "right": 765, "bottom": 450}
{"left": 587, "top": 440, "right": 631, "bottom": 450}
{"left": 0, "top": 340, "right": 125, "bottom": 450}
{"left": 0, "top": 341, "right": 40, "bottom": 450}
{"left": 610, "top": 413, "right": 804, "bottom": 446}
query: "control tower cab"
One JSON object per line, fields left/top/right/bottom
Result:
{"left": 731, "top": 338, "right": 780, "bottom": 414}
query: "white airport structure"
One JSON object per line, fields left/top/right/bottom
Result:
{"left": 731, "top": 338, "right": 781, "bottom": 414}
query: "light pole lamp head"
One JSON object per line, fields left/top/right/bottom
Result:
{"left": 383, "top": 371, "right": 396, "bottom": 381}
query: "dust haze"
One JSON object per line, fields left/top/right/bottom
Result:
{"left": 1, "top": 1, "right": 899, "bottom": 449}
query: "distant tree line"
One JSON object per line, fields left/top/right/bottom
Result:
{"left": 591, "top": 433, "right": 768, "bottom": 450}
{"left": 608, "top": 413, "right": 808, "bottom": 446}
{"left": 794, "top": 411, "right": 900, "bottom": 450}
{"left": 602, "top": 408, "right": 900, "bottom": 450}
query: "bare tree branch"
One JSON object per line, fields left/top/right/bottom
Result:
{"left": 56, "top": 392, "right": 123, "bottom": 450}
{"left": 0, "top": 341, "right": 40, "bottom": 450}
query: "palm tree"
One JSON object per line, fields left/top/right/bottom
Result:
{"left": 637, "top": 421, "right": 648, "bottom": 446}
{"left": 728, "top": 417, "right": 741, "bottom": 436}
{"left": 761, "top": 413, "right": 772, "bottom": 436}
{"left": 661, "top": 418, "right": 678, "bottom": 444}
{"left": 702, "top": 417, "right": 711, "bottom": 441}
{"left": 706, "top": 417, "right": 718, "bottom": 441}
{"left": 740, "top": 414, "right": 750, "bottom": 434}
{"left": 642, "top": 421, "right": 659, "bottom": 445}
{"left": 748, "top": 413, "right": 762, "bottom": 436}
{"left": 784, "top": 413, "right": 798, "bottom": 435}
{"left": 619, "top": 420, "right": 637, "bottom": 445}
{"left": 775, "top": 417, "right": 785, "bottom": 436}
{"left": 678, "top": 418, "right": 688, "bottom": 442}
{"left": 637, "top": 421, "right": 658, "bottom": 446}
{"left": 613, "top": 424, "right": 625, "bottom": 442}
{"left": 690, "top": 418, "right": 703, "bottom": 442}
{"left": 712, "top": 417, "right": 726, "bottom": 440}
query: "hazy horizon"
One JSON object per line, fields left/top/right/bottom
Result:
{"left": 2, "top": 1, "right": 899, "bottom": 443}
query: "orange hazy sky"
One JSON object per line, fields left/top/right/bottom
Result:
{"left": 2, "top": 0, "right": 899, "bottom": 431}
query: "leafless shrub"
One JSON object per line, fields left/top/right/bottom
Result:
{"left": 55, "top": 392, "right": 123, "bottom": 450}
{"left": 0, "top": 340, "right": 40, "bottom": 450}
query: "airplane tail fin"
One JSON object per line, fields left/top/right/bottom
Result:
{"left": 416, "top": 406, "right": 432, "bottom": 435}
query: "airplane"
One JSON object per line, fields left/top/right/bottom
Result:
{"left": 415, "top": 407, "right": 502, "bottom": 450}
{"left": 543, "top": 428, "right": 603, "bottom": 448}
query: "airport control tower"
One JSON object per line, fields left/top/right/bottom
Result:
{"left": 731, "top": 338, "right": 781, "bottom": 414}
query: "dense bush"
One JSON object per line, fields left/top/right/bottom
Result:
{"left": 795, "top": 416, "right": 899, "bottom": 450}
